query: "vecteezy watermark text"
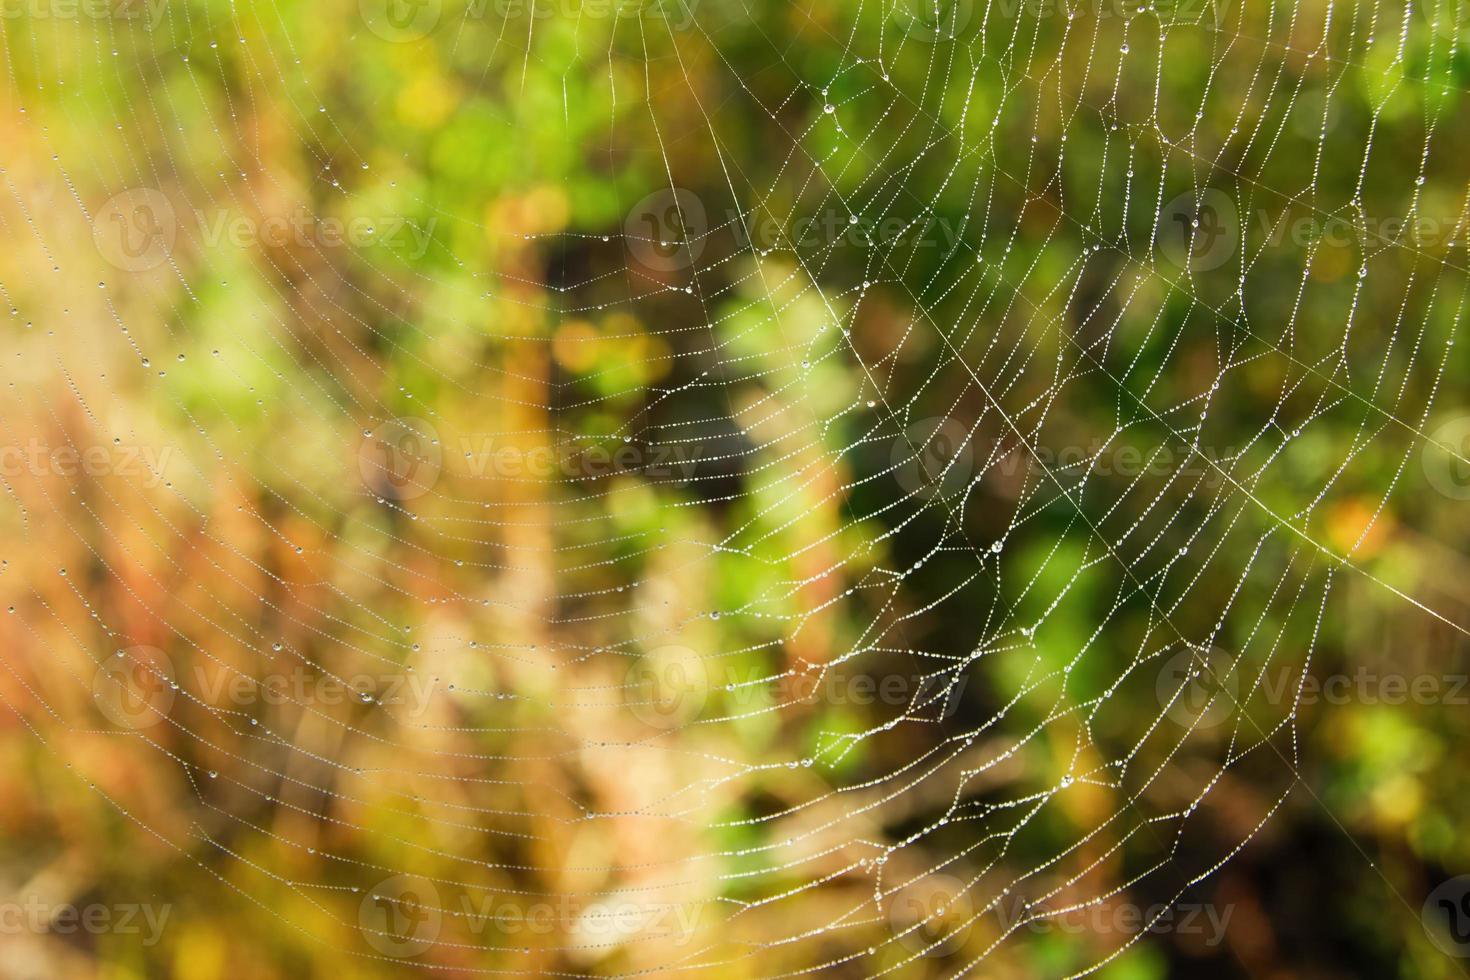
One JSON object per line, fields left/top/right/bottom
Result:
{"left": 93, "top": 646, "right": 436, "bottom": 730}
{"left": 1157, "top": 189, "right": 1465, "bottom": 272}
{"left": 359, "top": 0, "right": 696, "bottom": 43}
{"left": 1156, "top": 647, "right": 1470, "bottom": 730}
{"left": 619, "top": 187, "right": 1463, "bottom": 279}
{"left": 0, "top": 439, "right": 174, "bottom": 488}
{"left": 357, "top": 874, "right": 702, "bottom": 957}
{"left": 0, "top": 0, "right": 168, "bottom": 27}
{"left": 357, "top": 416, "right": 743, "bottom": 501}
{"left": 886, "top": 873, "right": 1233, "bottom": 956}
{"left": 622, "top": 645, "right": 970, "bottom": 731}
{"left": 889, "top": 417, "right": 1237, "bottom": 500}
{"left": 0, "top": 896, "right": 171, "bottom": 946}
{"left": 93, "top": 189, "right": 437, "bottom": 272}
{"left": 890, "top": 0, "right": 1235, "bottom": 40}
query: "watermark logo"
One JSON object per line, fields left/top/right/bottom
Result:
{"left": 892, "top": 0, "right": 972, "bottom": 41}
{"left": 623, "top": 645, "right": 707, "bottom": 729}
{"left": 93, "top": 645, "right": 175, "bottom": 730}
{"left": 1158, "top": 189, "right": 1238, "bottom": 272}
{"left": 1419, "top": 0, "right": 1470, "bottom": 35}
{"left": 359, "top": 0, "right": 441, "bottom": 41}
{"left": 1423, "top": 876, "right": 1470, "bottom": 958}
{"left": 358, "top": 417, "right": 443, "bottom": 501}
{"left": 623, "top": 187, "right": 707, "bottom": 273}
{"left": 94, "top": 188, "right": 176, "bottom": 273}
{"left": 892, "top": 417, "right": 975, "bottom": 499}
{"left": 359, "top": 874, "right": 442, "bottom": 957}
{"left": 1156, "top": 646, "right": 1237, "bottom": 729}
{"left": 887, "top": 873, "right": 972, "bottom": 956}
{"left": 1423, "top": 416, "right": 1470, "bottom": 500}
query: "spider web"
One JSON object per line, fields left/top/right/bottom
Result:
{"left": 1, "top": 0, "right": 1468, "bottom": 975}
